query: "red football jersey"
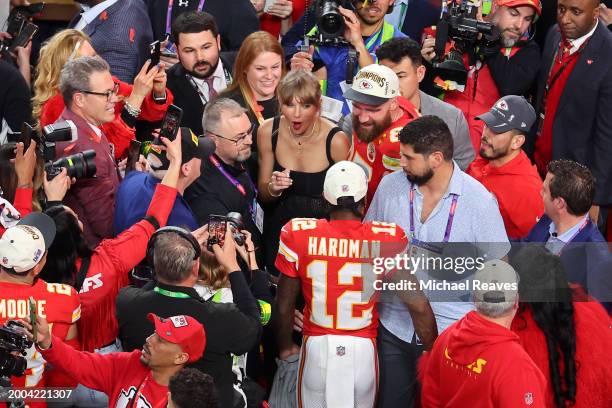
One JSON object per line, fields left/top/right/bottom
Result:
{"left": 276, "top": 218, "right": 407, "bottom": 338}
{"left": 0, "top": 280, "right": 80, "bottom": 389}
{"left": 350, "top": 97, "right": 420, "bottom": 206}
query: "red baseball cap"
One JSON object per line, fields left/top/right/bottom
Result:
{"left": 497, "top": 0, "right": 542, "bottom": 15}
{"left": 147, "top": 313, "right": 206, "bottom": 363}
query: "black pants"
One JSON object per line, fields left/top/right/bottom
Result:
{"left": 376, "top": 324, "right": 424, "bottom": 408}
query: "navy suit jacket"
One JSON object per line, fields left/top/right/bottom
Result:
{"left": 524, "top": 215, "right": 611, "bottom": 309}
{"left": 400, "top": 0, "right": 441, "bottom": 41}
{"left": 71, "top": 0, "right": 153, "bottom": 83}
{"left": 527, "top": 22, "right": 612, "bottom": 206}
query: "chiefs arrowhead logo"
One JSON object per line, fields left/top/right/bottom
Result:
{"left": 496, "top": 100, "right": 509, "bottom": 111}
{"left": 359, "top": 80, "right": 373, "bottom": 90}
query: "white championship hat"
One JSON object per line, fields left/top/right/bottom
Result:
{"left": 343, "top": 64, "right": 400, "bottom": 106}
{"left": 323, "top": 161, "right": 368, "bottom": 205}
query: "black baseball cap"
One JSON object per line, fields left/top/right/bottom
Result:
{"left": 476, "top": 95, "right": 536, "bottom": 134}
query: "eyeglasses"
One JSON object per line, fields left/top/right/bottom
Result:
{"left": 207, "top": 124, "right": 254, "bottom": 145}
{"left": 78, "top": 82, "right": 120, "bottom": 102}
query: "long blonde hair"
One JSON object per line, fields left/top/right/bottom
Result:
{"left": 222, "top": 31, "right": 285, "bottom": 117}
{"left": 32, "top": 29, "right": 91, "bottom": 123}
{"left": 198, "top": 251, "right": 229, "bottom": 290}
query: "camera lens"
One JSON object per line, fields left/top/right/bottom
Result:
{"left": 51, "top": 149, "right": 97, "bottom": 180}
{"left": 0, "top": 352, "right": 27, "bottom": 377}
{"left": 319, "top": 1, "right": 344, "bottom": 37}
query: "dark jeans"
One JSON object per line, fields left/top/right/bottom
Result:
{"left": 377, "top": 324, "right": 424, "bottom": 408}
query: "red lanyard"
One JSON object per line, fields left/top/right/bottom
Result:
{"left": 554, "top": 217, "right": 589, "bottom": 255}
{"left": 409, "top": 184, "right": 458, "bottom": 243}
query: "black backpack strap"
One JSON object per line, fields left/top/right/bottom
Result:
{"left": 74, "top": 256, "right": 91, "bottom": 292}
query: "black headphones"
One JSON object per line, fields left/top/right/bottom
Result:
{"left": 146, "top": 226, "right": 201, "bottom": 266}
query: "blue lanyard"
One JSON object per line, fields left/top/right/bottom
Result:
{"left": 409, "top": 183, "right": 458, "bottom": 243}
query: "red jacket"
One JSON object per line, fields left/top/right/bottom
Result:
{"left": 467, "top": 150, "right": 543, "bottom": 239}
{"left": 77, "top": 182, "right": 177, "bottom": 352}
{"left": 421, "top": 311, "right": 547, "bottom": 408}
{"left": 512, "top": 302, "right": 612, "bottom": 408}
{"left": 40, "top": 335, "right": 168, "bottom": 408}
{"left": 40, "top": 77, "right": 173, "bottom": 159}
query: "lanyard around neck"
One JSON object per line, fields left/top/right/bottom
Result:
{"left": 154, "top": 286, "right": 192, "bottom": 299}
{"left": 409, "top": 183, "right": 459, "bottom": 243}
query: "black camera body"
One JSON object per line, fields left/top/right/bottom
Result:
{"left": 433, "top": 0, "right": 498, "bottom": 85}
{"left": 0, "top": 4, "right": 43, "bottom": 56}
{"left": 314, "top": 0, "right": 354, "bottom": 43}
{"left": 0, "top": 321, "right": 33, "bottom": 378}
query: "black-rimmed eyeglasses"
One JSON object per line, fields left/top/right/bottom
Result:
{"left": 206, "top": 124, "right": 254, "bottom": 145}
{"left": 78, "top": 82, "right": 120, "bottom": 102}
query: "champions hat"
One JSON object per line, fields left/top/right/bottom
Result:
{"left": 0, "top": 212, "right": 56, "bottom": 273}
{"left": 148, "top": 313, "right": 206, "bottom": 363}
{"left": 147, "top": 127, "right": 216, "bottom": 171}
{"left": 497, "top": 0, "right": 542, "bottom": 16}
{"left": 476, "top": 95, "right": 536, "bottom": 134}
{"left": 323, "top": 161, "right": 368, "bottom": 205}
{"left": 473, "top": 260, "right": 519, "bottom": 305}
{"left": 343, "top": 64, "right": 400, "bottom": 106}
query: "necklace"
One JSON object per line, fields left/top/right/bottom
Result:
{"left": 287, "top": 119, "right": 319, "bottom": 154}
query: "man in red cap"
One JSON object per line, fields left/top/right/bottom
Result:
{"left": 422, "top": 0, "right": 542, "bottom": 150}
{"left": 20, "top": 313, "right": 205, "bottom": 408}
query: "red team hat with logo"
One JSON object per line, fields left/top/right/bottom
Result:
{"left": 148, "top": 313, "right": 206, "bottom": 363}
{"left": 496, "top": 0, "right": 542, "bottom": 15}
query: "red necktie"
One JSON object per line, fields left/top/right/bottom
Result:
{"left": 204, "top": 76, "right": 217, "bottom": 101}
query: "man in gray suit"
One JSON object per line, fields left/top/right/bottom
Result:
{"left": 376, "top": 38, "right": 474, "bottom": 170}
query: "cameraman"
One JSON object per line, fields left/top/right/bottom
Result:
{"left": 0, "top": 212, "right": 81, "bottom": 405}
{"left": 290, "top": 0, "right": 406, "bottom": 114}
{"left": 421, "top": 0, "right": 542, "bottom": 150}
{"left": 116, "top": 227, "right": 263, "bottom": 408}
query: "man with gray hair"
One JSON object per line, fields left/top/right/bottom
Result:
{"left": 421, "top": 260, "right": 547, "bottom": 408}
{"left": 54, "top": 55, "right": 120, "bottom": 245}
{"left": 185, "top": 97, "right": 262, "bottom": 260}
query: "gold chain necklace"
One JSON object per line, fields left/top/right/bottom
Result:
{"left": 287, "top": 119, "right": 320, "bottom": 154}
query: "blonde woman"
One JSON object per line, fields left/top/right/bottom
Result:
{"left": 32, "top": 29, "right": 173, "bottom": 158}
{"left": 257, "top": 70, "right": 350, "bottom": 274}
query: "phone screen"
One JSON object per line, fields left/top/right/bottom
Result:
{"left": 207, "top": 215, "right": 227, "bottom": 251}
{"left": 125, "top": 139, "right": 142, "bottom": 174}
{"left": 29, "top": 297, "right": 37, "bottom": 341}
{"left": 159, "top": 105, "right": 183, "bottom": 141}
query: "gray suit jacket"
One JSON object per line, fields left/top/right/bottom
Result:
{"left": 340, "top": 92, "right": 475, "bottom": 170}
{"left": 419, "top": 91, "right": 474, "bottom": 170}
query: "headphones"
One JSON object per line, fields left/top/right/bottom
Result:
{"left": 146, "top": 226, "right": 202, "bottom": 266}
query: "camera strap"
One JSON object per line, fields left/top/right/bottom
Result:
{"left": 74, "top": 256, "right": 92, "bottom": 293}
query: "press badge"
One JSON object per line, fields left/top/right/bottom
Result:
{"left": 252, "top": 200, "right": 264, "bottom": 234}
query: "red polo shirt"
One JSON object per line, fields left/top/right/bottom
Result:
{"left": 467, "top": 150, "right": 543, "bottom": 239}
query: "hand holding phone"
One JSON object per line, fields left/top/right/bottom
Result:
{"left": 148, "top": 41, "right": 161, "bottom": 72}
{"left": 207, "top": 215, "right": 227, "bottom": 252}
{"left": 29, "top": 297, "right": 37, "bottom": 343}
{"left": 125, "top": 139, "right": 142, "bottom": 174}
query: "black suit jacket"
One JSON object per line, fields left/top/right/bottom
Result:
{"left": 528, "top": 22, "right": 612, "bottom": 206}
{"left": 166, "top": 53, "right": 235, "bottom": 135}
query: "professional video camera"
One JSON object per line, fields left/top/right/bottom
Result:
{"left": 432, "top": 0, "right": 499, "bottom": 85}
{"left": 7, "top": 121, "right": 97, "bottom": 181}
{"left": 0, "top": 3, "right": 44, "bottom": 57}
{"left": 0, "top": 321, "right": 32, "bottom": 378}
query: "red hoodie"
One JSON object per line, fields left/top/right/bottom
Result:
{"left": 421, "top": 311, "right": 547, "bottom": 408}
{"left": 467, "top": 150, "right": 543, "bottom": 239}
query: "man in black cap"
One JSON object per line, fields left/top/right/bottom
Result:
{"left": 114, "top": 128, "right": 215, "bottom": 234}
{"left": 0, "top": 212, "right": 81, "bottom": 392}
{"left": 467, "top": 95, "right": 544, "bottom": 239}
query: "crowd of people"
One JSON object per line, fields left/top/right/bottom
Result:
{"left": 0, "top": 0, "right": 611, "bottom": 407}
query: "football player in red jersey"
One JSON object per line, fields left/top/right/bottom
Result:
{"left": 344, "top": 64, "right": 420, "bottom": 207}
{"left": 0, "top": 213, "right": 81, "bottom": 407}
{"left": 275, "top": 161, "right": 408, "bottom": 408}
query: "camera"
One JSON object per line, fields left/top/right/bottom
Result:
{"left": 45, "top": 150, "right": 97, "bottom": 181}
{"left": 0, "top": 3, "right": 43, "bottom": 57}
{"left": 432, "top": 0, "right": 499, "bottom": 85}
{"left": 0, "top": 321, "right": 33, "bottom": 378}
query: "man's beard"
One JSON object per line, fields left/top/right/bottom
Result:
{"left": 354, "top": 113, "right": 392, "bottom": 143}
{"left": 500, "top": 30, "right": 521, "bottom": 48}
{"left": 187, "top": 59, "right": 218, "bottom": 80}
{"left": 405, "top": 167, "right": 434, "bottom": 186}
{"left": 479, "top": 140, "right": 510, "bottom": 161}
